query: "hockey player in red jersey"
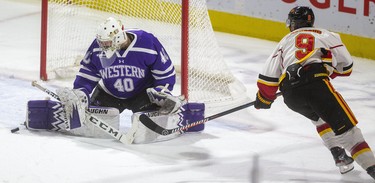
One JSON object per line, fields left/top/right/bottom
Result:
{"left": 254, "top": 6, "right": 375, "bottom": 179}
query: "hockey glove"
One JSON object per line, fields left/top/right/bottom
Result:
{"left": 146, "top": 86, "right": 185, "bottom": 114}
{"left": 56, "top": 88, "right": 89, "bottom": 129}
{"left": 254, "top": 91, "right": 273, "bottom": 109}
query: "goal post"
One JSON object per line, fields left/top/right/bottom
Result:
{"left": 40, "top": 0, "right": 251, "bottom": 116}
{"left": 40, "top": 0, "right": 48, "bottom": 81}
{"left": 181, "top": 0, "right": 189, "bottom": 100}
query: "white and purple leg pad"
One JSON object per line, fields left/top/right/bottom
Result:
{"left": 179, "top": 102, "right": 205, "bottom": 132}
{"left": 130, "top": 102, "right": 205, "bottom": 144}
{"left": 26, "top": 100, "right": 119, "bottom": 139}
{"left": 26, "top": 100, "right": 67, "bottom": 131}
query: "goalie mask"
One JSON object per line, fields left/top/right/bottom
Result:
{"left": 96, "top": 17, "right": 128, "bottom": 58}
{"left": 286, "top": 6, "right": 315, "bottom": 32}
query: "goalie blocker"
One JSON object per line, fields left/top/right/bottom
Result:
{"left": 26, "top": 99, "right": 205, "bottom": 143}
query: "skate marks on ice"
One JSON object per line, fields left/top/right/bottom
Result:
{"left": 208, "top": 109, "right": 277, "bottom": 134}
{"left": 66, "top": 127, "right": 335, "bottom": 183}
{"left": 2, "top": 126, "right": 371, "bottom": 183}
{"left": 250, "top": 142, "right": 372, "bottom": 183}
{"left": 2, "top": 127, "right": 224, "bottom": 182}
{"left": 0, "top": 77, "right": 46, "bottom": 127}
{"left": 73, "top": 132, "right": 215, "bottom": 163}
{"left": 66, "top": 134, "right": 256, "bottom": 183}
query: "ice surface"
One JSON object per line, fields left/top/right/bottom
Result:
{"left": 1, "top": 0, "right": 375, "bottom": 182}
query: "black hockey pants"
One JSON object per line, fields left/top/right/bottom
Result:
{"left": 90, "top": 85, "right": 159, "bottom": 113}
{"left": 280, "top": 63, "right": 357, "bottom": 135}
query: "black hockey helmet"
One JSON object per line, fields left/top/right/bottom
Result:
{"left": 286, "top": 6, "right": 315, "bottom": 31}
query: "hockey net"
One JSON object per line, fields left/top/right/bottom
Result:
{"left": 41, "top": 0, "right": 250, "bottom": 116}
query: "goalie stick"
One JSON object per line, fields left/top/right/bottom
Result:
{"left": 139, "top": 92, "right": 282, "bottom": 136}
{"left": 31, "top": 81, "right": 135, "bottom": 144}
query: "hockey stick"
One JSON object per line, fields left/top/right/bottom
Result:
{"left": 139, "top": 92, "right": 282, "bottom": 136}
{"left": 31, "top": 81, "right": 135, "bottom": 144}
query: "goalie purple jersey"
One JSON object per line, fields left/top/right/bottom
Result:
{"left": 74, "top": 29, "right": 176, "bottom": 99}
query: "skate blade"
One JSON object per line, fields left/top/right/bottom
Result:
{"left": 339, "top": 163, "right": 354, "bottom": 174}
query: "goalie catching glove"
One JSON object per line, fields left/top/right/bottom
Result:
{"left": 147, "top": 85, "right": 184, "bottom": 114}
{"left": 56, "top": 87, "right": 89, "bottom": 130}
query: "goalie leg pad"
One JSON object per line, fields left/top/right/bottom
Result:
{"left": 129, "top": 102, "right": 205, "bottom": 144}
{"left": 26, "top": 100, "right": 120, "bottom": 139}
{"left": 131, "top": 111, "right": 182, "bottom": 144}
{"left": 26, "top": 100, "right": 67, "bottom": 131}
{"left": 180, "top": 102, "right": 205, "bottom": 132}
{"left": 66, "top": 106, "right": 120, "bottom": 139}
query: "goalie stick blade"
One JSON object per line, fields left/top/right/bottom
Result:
{"left": 139, "top": 113, "right": 207, "bottom": 136}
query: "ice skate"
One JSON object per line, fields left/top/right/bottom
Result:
{"left": 366, "top": 165, "right": 375, "bottom": 180}
{"left": 330, "top": 147, "right": 354, "bottom": 174}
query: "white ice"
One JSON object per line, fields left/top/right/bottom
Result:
{"left": 1, "top": 0, "right": 375, "bottom": 182}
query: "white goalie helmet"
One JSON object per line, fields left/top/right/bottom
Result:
{"left": 96, "top": 17, "right": 128, "bottom": 58}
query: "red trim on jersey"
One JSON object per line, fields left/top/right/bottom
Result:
{"left": 330, "top": 45, "right": 344, "bottom": 49}
{"left": 257, "top": 82, "right": 279, "bottom": 101}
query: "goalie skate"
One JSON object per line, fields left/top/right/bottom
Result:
{"left": 331, "top": 147, "right": 354, "bottom": 174}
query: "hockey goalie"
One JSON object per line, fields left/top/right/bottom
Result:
{"left": 25, "top": 17, "right": 206, "bottom": 144}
